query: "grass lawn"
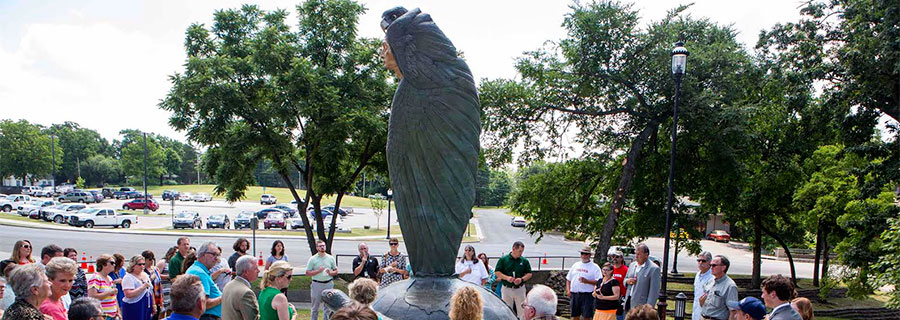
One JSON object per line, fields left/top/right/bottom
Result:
{"left": 95, "top": 184, "right": 373, "bottom": 207}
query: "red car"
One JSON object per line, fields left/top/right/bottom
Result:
{"left": 122, "top": 199, "right": 159, "bottom": 212}
{"left": 707, "top": 230, "right": 731, "bottom": 242}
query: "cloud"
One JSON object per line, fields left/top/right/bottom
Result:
{"left": 0, "top": 21, "right": 184, "bottom": 142}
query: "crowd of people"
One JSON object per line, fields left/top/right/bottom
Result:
{"left": 0, "top": 237, "right": 818, "bottom": 320}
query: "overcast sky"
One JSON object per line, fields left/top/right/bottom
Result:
{"left": 0, "top": 0, "right": 808, "bottom": 143}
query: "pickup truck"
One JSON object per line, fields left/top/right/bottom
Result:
{"left": 1, "top": 194, "right": 33, "bottom": 212}
{"left": 68, "top": 208, "right": 137, "bottom": 228}
{"left": 17, "top": 200, "right": 57, "bottom": 217}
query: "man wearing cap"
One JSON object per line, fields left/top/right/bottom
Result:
{"left": 566, "top": 247, "right": 601, "bottom": 320}
{"left": 698, "top": 255, "right": 738, "bottom": 320}
{"left": 692, "top": 251, "right": 714, "bottom": 320}
{"left": 609, "top": 251, "right": 628, "bottom": 320}
{"left": 726, "top": 297, "right": 767, "bottom": 320}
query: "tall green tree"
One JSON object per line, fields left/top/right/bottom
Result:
{"left": 81, "top": 154, "right": 122, "bottom": 186}
{"left": 46, "top": 122, "right": 107, "bottom": 183}
{"left": 161, "top": 1, "right": 393, "bottom": 254}
{"left": 0, "top": 120, "right": 60, "bottom": 185}
{"left": 481, "top": 1, "right": 753, "bottom": 258}
{"left": 120, "top": 133, "right": 166, "bottom": 184}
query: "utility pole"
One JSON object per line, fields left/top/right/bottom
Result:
{"left": 50, "top": 136, "right": 56, "bottom": 194}
{"left": 143, "top": 133, "right": 149, "bottom": 215}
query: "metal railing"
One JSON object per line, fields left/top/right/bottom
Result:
{"left": 334, "top": 254, "right": 581, "bottom": 271}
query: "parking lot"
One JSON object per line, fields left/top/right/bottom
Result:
{"left": 11, "top": 196, "right": 396, "bottom": 231}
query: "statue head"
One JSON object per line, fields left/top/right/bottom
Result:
{"left": 380, "top": 6, "right": 408, "bottom": 32}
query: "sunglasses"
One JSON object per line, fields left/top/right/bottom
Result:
{"left": 137, "top": 263, "right": 145, "bottom": 266}
{"left": 22, "top": 245, "right": 31, "bottom": 249}
{"left": 710, "top": 263, "right": 721, "bottom": 267}
{"left": 285, "top": 275, "right": 293, "bottom": 280}
{"left": 389, "top": 243, "right": 399, "bottom": 246}
{"left": 697, "top": 259, "right": 708, "bottom": 263}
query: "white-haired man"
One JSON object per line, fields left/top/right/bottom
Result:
{"left": 221, "top": 256, "right": 260, "bottom": 320}
{"left": 185, "top": 242, "right": 223, "bottom": 320}
{"left": 523, "top": 284, "right": 558, "bottom": 320}
{"left": 692, "top": 251, "right": 714, "bottom": 320}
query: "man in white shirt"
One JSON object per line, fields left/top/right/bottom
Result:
{"left": 566, "top": 247, "right": 601, "bottom": 320}
{"left": 692, "top": 251, "right": 714, "bottom": 320}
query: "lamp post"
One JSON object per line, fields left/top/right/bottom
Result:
{"left": 385, "top": 189, "right": 393, "bottom": 239}
{"left": 658, "top": 40, "right": 689, "bottom": 319}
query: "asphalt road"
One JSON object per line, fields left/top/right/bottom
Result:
{"left": 0, "top": 208, "right": 815, "bottom": 278}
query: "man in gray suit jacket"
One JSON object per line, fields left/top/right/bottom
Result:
{"left": 761, "top": 275, "right": 802, "bottom": 320}
{"left": 222, "top": 255, "right": 261, "bottom": 320}
{"left": 623, "top": 243, "right": 660, "bottom": 311}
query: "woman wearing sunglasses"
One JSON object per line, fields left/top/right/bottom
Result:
{"left": 121, "top": 255, "right": 152, "bottom": 320}
{"left": 10, "top": 240, "right": 35, "bottom": 265}
{"left": 378, "top": 238, "right": 407, "bottom": 288}
{"left": 258, "top": 261, "right": 295, "bottom": 320}
{"left": 88, "top": 255, "right": 120, "bottom": 320}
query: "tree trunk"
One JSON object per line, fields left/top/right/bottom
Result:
{"left": 821, "top": 231, "right": 831, "bottom": 283}
{"left": 277, "top": 168, "right": 318, "bottom": 255}
{"left": 752, "top": 211, "right": 762, "bottom": 287}
{"left": 761, "top": 223, "right": 797, "bottom": 287}
{"left": 594, "top": 121, "right": 659, "bottom": 264}
{"left": 813, "top": 220, "right": 822, "bottom": 287}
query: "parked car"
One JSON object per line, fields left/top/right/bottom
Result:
{"left": 294, "top": 214, "right": 343, "bottom": 230}
{"left": 122, "top": 198, "right": 159, "bottom": 212}
{"left": 34, "top": 187, "right": 55, "bottom": 198}
{"left": 88, "top": 190, "right": 104, "bottom": 203}
{"left": 707, "top": 230, "right": 731, "bottom": 242}
{"left": 255, "top": 207, "right": 286, "bottom": 220}
{"left": 173, "top": 211, "right": 202, "bottom": 229}
{"left": 41, "top": 203, "right": 86, "bottom": 223}
{"left": 20, "top": 186, "right": 41, "bottom": 196}
{"left": 178, "top": 192, "right": 192, "bottom": 201}
{"left": 192, "top": 193, "right": 212, "bottom": 202}
{"left": 205, "top": 213, "right": 230, "bottom": 229}
{"left": 322, "top": 204, "right": 353, "bottom": 216}
{"left": 68, "top": 208, "right": 137, "bottom": 228}
{"left": 271, "top": 204, "right": 298, "bottom": 216}
{"left": 112, "top": 191, "right": 128, "bottom": 199}
{"left": 264, "top": 211, "right": 288, "bottom": 229}
{"left": 233, "top": 211, "right": 256, "bottom": 229}
{"left": 162, "top": 190, "right": 180, "bottom": 201}
{"left": 306, "top": 207, "right": 335, "bottom": 219}
{"left": 510, "top": 216, "right": 527, "bottom": 227}
{"left": 1, "top": 194, "right": 34, "bottom": 212}
{"left": 101, "top": 188, "right": 116, "bottom": 198}
{"left": 119, "top": 187, "right": 136, "bottom": 193}
{"left": 260, "top": 194, "right": 277, "bottom": 205}
{"left": 124, "top": 191, "right": 147, "bottom": 199}
{"left": 17, "top": 200, "right": 57, "bottom": 217}
{"left": 59, "top": 191, "right": 96, "bottom": 203}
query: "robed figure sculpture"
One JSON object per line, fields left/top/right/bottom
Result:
{"left": 381, "top": 7, "right": 481, "bottom": 277}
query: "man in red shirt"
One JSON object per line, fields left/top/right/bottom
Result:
{"left": 610, "top": 251, "right": 628, "bottom": 320}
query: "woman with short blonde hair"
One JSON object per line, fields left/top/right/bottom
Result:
{"left": 348, "top": 278, "right": 379, "bottom": 306}
{"left": 257, "top": 261, "right": 295, "bottom": 320}
{"left": 40, "top": 257, "right": 77, "bottom": 320}
{"left": 449, "top": 286, "right": 483, "bottom": 320}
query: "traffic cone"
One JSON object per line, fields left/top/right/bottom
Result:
{"left": 80, "top": 252, "right": 87, "bottom": 269}
{"left": 542, "top": 253, "right": 548, "bottom": 265}
{"left": 258, "top": 252, "right": 264, "bottom": 266}
{"left": 87, "top": 256, "right": 95, "bottom": 273}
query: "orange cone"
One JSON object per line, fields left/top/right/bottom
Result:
{"left": 258, "top": 252, "right": 264, "bottom": 266}
{"left": 80, "top": 252, "right": 87, "bottom": 269}
{"left": 87, "top": 255, "right": 95, "bottom": 273}
{"left": 542, "top": 253, "right": 548, "bottom": 265}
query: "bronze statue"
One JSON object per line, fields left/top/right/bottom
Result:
{"left": 375, "top": 7, "right": 516, "bottom": 319}
{"left": 381, "top": 6, "right": 481, "bottom": 277}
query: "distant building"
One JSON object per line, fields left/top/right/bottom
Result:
{"left": 2, "top": 175, "right": 53, "bottom": 187}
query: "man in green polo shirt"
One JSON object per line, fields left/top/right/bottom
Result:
{"left": 495, "top": 241, "right": 533, "bottom": 319}
{"left": 306, "top": 240, "right": 338, "bottom": 320}
{"left": 169, "top": 236, "right": 191, "bottom": 279}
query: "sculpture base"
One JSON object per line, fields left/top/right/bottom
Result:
{"left": 373, "top": 276, "right": 517, "bottom": 320}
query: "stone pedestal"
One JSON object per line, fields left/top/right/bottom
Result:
{"left": 373, "top": 277, "right": 517, "bottom": 320}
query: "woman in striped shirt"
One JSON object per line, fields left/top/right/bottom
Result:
{"left": 88, "top": 255, "right": 120, "bottom": 319}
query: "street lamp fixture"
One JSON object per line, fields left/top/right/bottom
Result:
{"left": 386, "top": 189, "right": 394, "bottom": 239}
{"left": 658, "top": 40, "right": 689, "bottom": 319}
